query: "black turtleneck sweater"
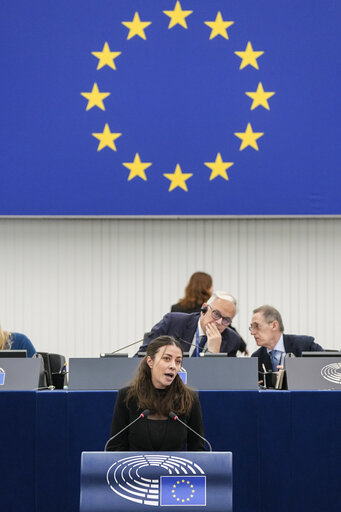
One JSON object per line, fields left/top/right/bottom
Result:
{"left": 107, "top": 387, "right": 205, "bottom": 451}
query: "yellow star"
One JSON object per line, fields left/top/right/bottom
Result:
{"left": 204, "top": 153, "right": 234, "bottom": 181}
{"left": 245, "top": 82, "right": 275, "bottom": 110}
{"left": 91, "top": 42, "right": 121, "bottom": 70}
{"left": 234, "top": 41, "right": 264, "bottom": 70}
{"left": 81, "top": 83, "right": 110, "bottom": 111}
{"left": 204, "top": 11, "right": 234, "bottom": 40}
{"left": 122, "top": 12, "right": 152, "bottom": 40}
{"left": 163, "top": 164, "right": 193, "bottom": 191}
{"left": 92, "top": 124, "right": 122, "bottom": 151}
{"left": 163, "top": 1, "right": 193, "bottom": 29}
{"left": 234, "top": 123, "right": 264, "bottom": 151}
{"left": 122, "top": 153, "right": 152, "bottom": 181}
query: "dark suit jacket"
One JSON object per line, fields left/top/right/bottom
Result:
{"left": 251, "top": 334, "right": 323, "bottom": 387}
{"left": 170, "top": 305, "right": 247, "bottom": 352}
{"left": 139, "top": 312, "right": 243, "bottom": 356}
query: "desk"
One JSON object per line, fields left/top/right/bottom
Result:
{"left": 1, "top": 390, "right": 341, "bottom": 512}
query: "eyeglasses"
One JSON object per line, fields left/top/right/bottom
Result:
{"left": 208, "top": 305, "right": 232, "bottom": 326}
{"left": 249, "top": 322, "right": 272, "bottom": 332}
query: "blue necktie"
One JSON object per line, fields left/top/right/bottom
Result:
{"left": 269, "top": 350, "right": 281, "bottom": 372}
{"left": 198, "top": 335, "right": 207, "bottom": 352}
{"left": 192, "top": 335, "right": 207, "bottom": 357}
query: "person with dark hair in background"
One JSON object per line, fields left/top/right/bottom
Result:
{"left": 107, "top": 336, "right": 205, "bottom": 451}
{"left": 139, "top": 291, "right": 245, "bottom": 356}
{"left": 171, "top": 272, "right": 213, "bottom": 314}
{"left": 0, "top": 325, "right": 36, "bottom": 357}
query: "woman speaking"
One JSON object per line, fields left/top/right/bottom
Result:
{"left": 106, "top": 336, "right": 205, "bottom": 451}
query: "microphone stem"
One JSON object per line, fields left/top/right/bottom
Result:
{"left": 104, "top": 413, "right": 143, "bottom": 451}
{"left": 174, "top": 416, "right": 213, "bottom": 452}
{"left": 109, "top": 339, "right": 145, "bottom": 355}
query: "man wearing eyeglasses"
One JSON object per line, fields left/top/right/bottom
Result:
{"left": 138, "top": 291, "right": 244, "bottom": 356}
{"left": 250, "top": 305, "right": 323, "bottom": 384}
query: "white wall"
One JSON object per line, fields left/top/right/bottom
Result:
{"left": 0, "top": 218, "right": 340, "bottom": 358}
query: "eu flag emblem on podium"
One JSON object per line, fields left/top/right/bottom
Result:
{"left": 160, "top": 476, "right": 206, "bottom": 506}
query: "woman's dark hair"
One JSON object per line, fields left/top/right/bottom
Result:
{"left": 179, "top": 272, "right": 213, "bottom": 309}
{"left": 126, "top": 336, "right": 194, "bottom": 416}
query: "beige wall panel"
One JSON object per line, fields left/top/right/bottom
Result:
{"left": 0, "top": 218, "right": 339, "bottom": 359}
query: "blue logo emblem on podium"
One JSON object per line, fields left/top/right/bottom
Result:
{"left": 0, "top": 368, "right": 5, "bottom": 386}
{"left": 160, "top": 475, "right": 206, "bottom": 506}
{"left": 106, "top": 454, "right": 206, "bottom": 507}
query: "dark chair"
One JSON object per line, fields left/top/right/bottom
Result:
{"left": 35, "top": 352, "right": 67, "bottom": 389}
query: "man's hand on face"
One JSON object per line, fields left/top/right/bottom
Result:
{"left": 206, "top": 322, "right": 222, "bottom": 353}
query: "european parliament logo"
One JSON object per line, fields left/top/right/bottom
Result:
{"left": 106, "top": 454, "right": 206, "bottom": 507}
{"left": 321, "top": 363, "right": 341, "bottom": 385}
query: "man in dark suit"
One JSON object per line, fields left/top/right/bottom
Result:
{"left": 250, "top": 304, "right": 323, "bottom": 386}
{"left": 138, "top": 291, "right": 244, "bottom": 356}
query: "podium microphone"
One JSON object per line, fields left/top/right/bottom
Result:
{"left": 169, "top": 411, "right": 213, "bottom": 452}
{"left": 104, "top": 409, "right": 150, "bottom": 451}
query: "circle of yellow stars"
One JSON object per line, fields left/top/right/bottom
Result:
{"left": 80, "top": 1, "right": 275, "bottom": 192}
{"left": 171, "top": 479, "right": 196, "bottom": 502}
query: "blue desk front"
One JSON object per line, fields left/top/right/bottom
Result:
{"left": 0, "top": 390, "right": 340, "bottom": 512}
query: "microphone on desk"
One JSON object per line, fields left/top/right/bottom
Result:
{"left": 104, "top": 409, "right": 150, "bottom": 451}
{"left": 136, "top": 335, "right": 203, "bottom": 357}
{"left": 169, "top": 411, "right": 213, "bottom": 452}
{"left": 100, "top": 338, "right": 145, "bottom": 357}
{"left": 171, "top": 336, "right": 215, "bottom": 357}
{"left": 115, "top": 335, "right": 213, "bottom": 358}
{"left": 102, "top": 336, "right": 203, "bottom": 358}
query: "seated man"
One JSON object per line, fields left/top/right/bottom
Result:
{"left": 250, "top": 304, "right": 323, "bottom": 385}
{"left": 138, "top": 291, "right": 244, "bottom": 356}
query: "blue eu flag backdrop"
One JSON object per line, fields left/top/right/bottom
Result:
{"left": 0, "top": 0, "right": 340, "bottom": 215}
{"left": 160, "top": 476, "right": 206, "bottom": 506}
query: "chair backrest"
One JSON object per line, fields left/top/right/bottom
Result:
{"left": 49, "top": 353, "right": 66, "bottom": 373}
{"left": 35, "top": 352, "right": 66, "bottom": 388}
